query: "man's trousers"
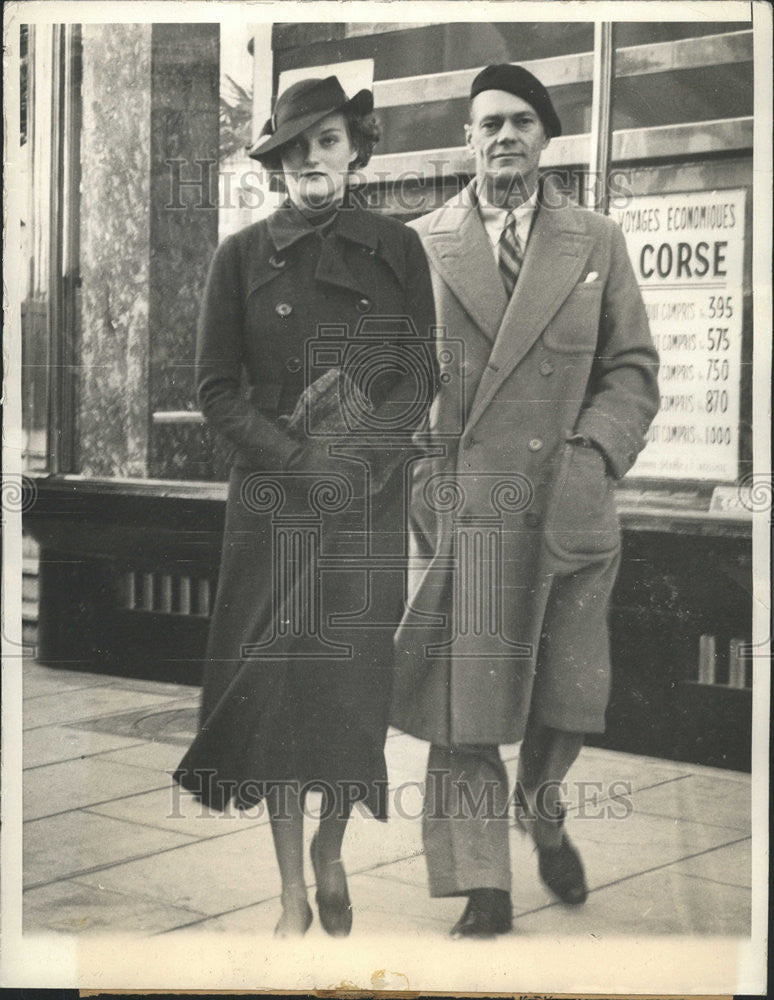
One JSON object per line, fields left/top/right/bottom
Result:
{"left": 423, "top": 717, "right": 584, "bottom": 897}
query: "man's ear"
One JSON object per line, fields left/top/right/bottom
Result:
{"left": 464, "top": 122, "right": 474, "bottom": 152}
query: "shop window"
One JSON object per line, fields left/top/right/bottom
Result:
{"left": 614, "top": 20, "right": 751, "bottom": 47}
{"left": 21, "top": 24, "right": 82, "bottom": 473}
{"left": 606, "top": 24, "right": 753, "bottom": 486}
{"left": 612, "top": 63, "right": 752, "bottom": 131}
{"left": 274, "top": 22, "right": 595, "bottom": 81}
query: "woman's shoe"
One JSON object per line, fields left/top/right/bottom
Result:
{"left": 274, "top": 891, "right": 313, "bottom": 938}
{"left": 310, "top": 833, "right": 353, "bottom": 937}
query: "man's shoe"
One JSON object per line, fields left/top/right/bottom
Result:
{"left": 515, "top": 790, "right": 588, "bottom": 906}
{"left": 450, "top": 889, "right": 512, "bottom": 939}
{"left": 537, "top": 833, "right": 588, "bottom": 905}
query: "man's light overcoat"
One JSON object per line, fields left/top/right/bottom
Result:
{"left": 391, "top": 179, "right": 660, "bottom": 746}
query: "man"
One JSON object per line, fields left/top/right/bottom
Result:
{"left": 391, "top": 64, "right": 660, "bottom": 938}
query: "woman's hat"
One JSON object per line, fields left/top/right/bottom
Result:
{"left": 248, "top": 76, "right": 374, "bottom": 162}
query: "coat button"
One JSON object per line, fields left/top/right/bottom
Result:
{"left": 524, "top": 511, "right": 541, "bottom": 527}
{"left": 528, "top": 438, "right": 543, "bottom": 451}
{"left": 285, "top": 356, "right": 302, "bottom": 374}
{"left": 539, "top": 360, "right": 555, "bottom": 376}
{"left": 357, "top": 297, "right": 373, "bottom": 313}
{"left": 269, "top": 254, "right": 286, "bottom": 269}
{"left": 275, "top": 302, "right": 293, "bottom": 318}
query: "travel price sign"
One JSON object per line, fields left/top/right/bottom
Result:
{"left": 612, "top": 189, "right": 746, "bottom": 481}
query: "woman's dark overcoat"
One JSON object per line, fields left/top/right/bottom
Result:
{"left": 174, "top": 200, "right": 437, "bottom": 819}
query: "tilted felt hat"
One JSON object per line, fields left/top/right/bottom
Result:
{"left": 248, "top": 76, "right": 374, "bottom": 162}
{"left": 470, "top": 64, "right": 562, "bottom": 138}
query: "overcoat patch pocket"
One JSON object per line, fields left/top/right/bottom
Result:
{"left": 543, "top": 283, "right": 603, "bottom": 353}
{"left": 543, "top": 442, "right": 620, "bottom": 561}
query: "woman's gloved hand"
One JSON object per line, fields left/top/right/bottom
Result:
{"left": 284, "top": 440, "right": 353, "bottom": 479}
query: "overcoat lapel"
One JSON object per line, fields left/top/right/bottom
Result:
{"left": 421, "top": 187, "right": 507, "bottom": 341}
{"left": 314, "top": 240, "right": 369, "bottom": 297}
{"left": 465, "top": 191, "right": 593, "bottom": 434}
{"left": 314, "top": 206, "right": 378, "bottom": 298}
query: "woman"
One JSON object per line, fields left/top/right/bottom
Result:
{"left": 174, "top": 76, "right": 437, "bottom": 938}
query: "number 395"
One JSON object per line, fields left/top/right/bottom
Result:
{"left": 708, "top": 295, "right": 733, "bottom": 318}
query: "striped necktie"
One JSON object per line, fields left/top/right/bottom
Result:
{"left": 498, "top": 211, "right": 523, "bottom": 296}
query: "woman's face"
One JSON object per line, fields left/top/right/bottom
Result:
{"left": 280, "top": 111, "right": 358, "bottom": 211}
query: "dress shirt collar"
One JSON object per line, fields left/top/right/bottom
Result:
{"left": 475, "top": 181, "right": 538, "bottom": 250}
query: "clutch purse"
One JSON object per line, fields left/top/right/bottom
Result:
{"left": 279, "top": 368, "right": 415, "bottom": 493}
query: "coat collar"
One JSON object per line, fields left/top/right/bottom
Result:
{"left": 420, "top": 177, "right": 591, "bottom": 343}
{"left": 265, "top": 197, "right": 404, "bottom": 298}
{"left": 266, "top": 195, "right": 379, "bottom": 251}
{"left": 266, "top": 199, "right": 333, "bottom": 250}
{"left": 328, "top": 198, "right": 407, "bottom": 293}
{"left": 335, "top": 195, "right": 409, "bottom": 291}
{"left": 335, "top": 193, "right": 380, "bottom": 250}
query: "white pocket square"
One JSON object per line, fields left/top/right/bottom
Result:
{"left": 583, "top": 271, "right": 599, "bottom": 283}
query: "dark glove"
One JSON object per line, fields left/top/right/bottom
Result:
{"left": 284, "top": 441, "right": 353, "bottom": 480}
{"left": 282, "top": 368, "right": 419, "bottom": 494}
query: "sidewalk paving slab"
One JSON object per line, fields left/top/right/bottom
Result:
{"left": 23, "top": 756, "right": 172, "bottom": 821}
{"left": 622, "top": 772, "right": 750, "bottom": 831}
{"left": 23, "top": 686, "right": 194, "bottom": 731}
{"left": 673, "top": 838, "right": 751, "bottom": 888}
{"left": 24, "top": 809, "right": 198, "bottom": 889}
{"left": 75, "top": 823, "right": 283, "bottom": 915}
{"left": 23, "top": 879, "right": 208, "bottom": 935}
{"left": 87, "top": 787, "right": 264, "bottom": 840}
{"left": 23, "top": 673, "right": 114, "bottom": 700}
{"left": 517, "top": 864, "right": 751, "bottom": 936}
{"left": 93, "top": 740, "right": 190, "bottom": 774}
{"left": 561, "top": 801, "right": 749, "bottom": 889}
{"left": 23, "top": 725, "right": 146, "bottom": 769}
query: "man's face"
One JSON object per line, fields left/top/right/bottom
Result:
{"left": 465, "top": 89, "right": 550, "bottom": 200}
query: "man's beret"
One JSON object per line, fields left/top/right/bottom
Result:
{"left": 470, "top": 64, "right": 562, "bottom": 138}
